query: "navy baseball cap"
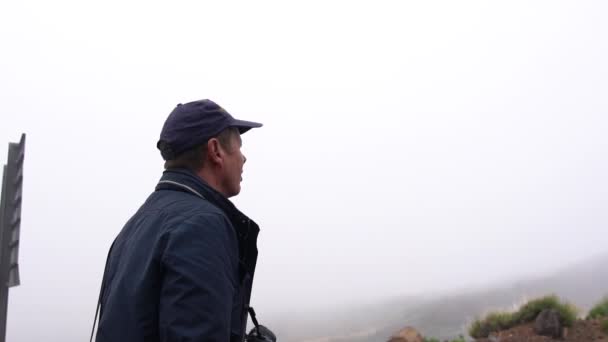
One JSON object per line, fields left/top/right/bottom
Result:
{"left": 157, "top": 99, "right": 262, "bottom": 160}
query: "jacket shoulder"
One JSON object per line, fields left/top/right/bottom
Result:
{"left": 145, "top": 189, "right": 228, "bottom": 220}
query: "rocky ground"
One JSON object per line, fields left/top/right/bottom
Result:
{"left": 388, "top": 318, "right": 608, "bottom": 342}
{"left": 475, "top": 319, "right": 608, "bottom": 342}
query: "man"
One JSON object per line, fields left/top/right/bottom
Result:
{"left": 94, "top": 99, "right": 275, "bottom": 342}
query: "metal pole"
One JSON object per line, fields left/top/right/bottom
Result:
{"left": 0, "top": 165, "right": 9, "bottom": 342}
{"left": 0, "top": 134, "right": 25, "bottom": 342}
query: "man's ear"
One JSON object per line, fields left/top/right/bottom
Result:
{"left": 207, "top": 138, "right": 224, "bottom": 165}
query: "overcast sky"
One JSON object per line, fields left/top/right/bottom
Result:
{"left": 1, "top": 0, "right": 608, "bottom": 340}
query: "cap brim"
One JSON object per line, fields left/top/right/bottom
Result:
{"left": 231, "top": 119, "right": 263, "bottom": 134}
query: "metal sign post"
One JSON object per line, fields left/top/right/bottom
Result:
{"left": 0, "top": 134, "right": 26, "bottom": 342}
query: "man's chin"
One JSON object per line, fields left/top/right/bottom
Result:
{"left": 228, "top": 186, "right": 242, "bottom": 198}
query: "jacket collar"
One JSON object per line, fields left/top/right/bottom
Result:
{"left": 155, "top": 169, "right": 247, "bottom": 222}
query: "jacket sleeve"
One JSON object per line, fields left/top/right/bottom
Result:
{"left": 159, "top": 213, "right": 239, "bottom": 342}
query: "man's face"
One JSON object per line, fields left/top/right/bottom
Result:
{"left": 220, "top": 132, "right": 246, "bottom": 198}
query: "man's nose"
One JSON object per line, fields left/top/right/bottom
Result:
{"left": 243, "top": 154, "right": 247, "bottom": 164}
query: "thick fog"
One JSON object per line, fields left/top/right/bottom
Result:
{"left": 1, "top": 1, "right": 607, "bottom": 340}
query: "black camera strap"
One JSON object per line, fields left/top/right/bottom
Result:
{"left": 248, "top": 306, "right": 261, "bottom": 334}
{"left": 89, "top": 240, "right": 115, "bottom": 342}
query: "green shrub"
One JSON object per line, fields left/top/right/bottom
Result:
{"left": 588, "top": 297, "right": 608, "bottom": 319}
{"left": 511, "top": 295, "right": 578, "bottom": 327}
{"left": 469, "top": 311, "right": 514, "bottom": 338}
{"left": 468, "top": 318, "right": 487, "bottom": 339}
{"left": 423, "top": 338, "right": 439, "bottom": 342}
{"left": 468, "top": 295, "right": 579, "bottom": 338}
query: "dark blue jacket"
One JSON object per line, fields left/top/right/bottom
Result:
{"left": 96, "top": 169, "right": 259, "bottom": 342}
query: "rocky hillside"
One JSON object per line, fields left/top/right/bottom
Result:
{"left": 379, "top": 253, "right": 608, "bottom": 341}
{"left": 389, "top": 294, "right": 608, "bottom": 342}
{"left": 272, "top": 252, "right": 608, "bottom": 342}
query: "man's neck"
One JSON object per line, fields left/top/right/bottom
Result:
{"left": 197, "top": 168, "right": 228, "bottom": 198}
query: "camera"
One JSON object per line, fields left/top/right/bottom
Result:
{"left": 246, "top": 325, "right": 276, "bottom": 342}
